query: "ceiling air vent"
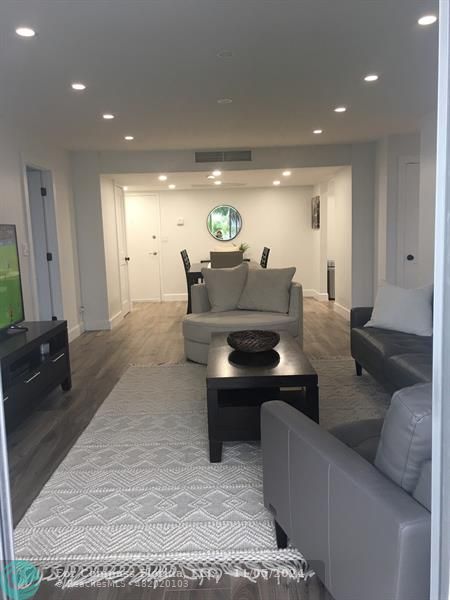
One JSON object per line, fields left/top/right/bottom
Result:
{"left": 195, "top": 150, "right": 252, "bottom": 163}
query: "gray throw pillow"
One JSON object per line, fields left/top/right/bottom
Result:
{"left": 202, "top": 262, "right": 248, "bottom": 313}
{"left": 237, "top": 267, "right": 296, "bottom": 313}
{"left": 365, "top": 282, "right": 433, "bottom": 336}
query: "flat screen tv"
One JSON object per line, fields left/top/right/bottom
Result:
{"left": 0, "top": 225, "right": 25, "bottom": 331}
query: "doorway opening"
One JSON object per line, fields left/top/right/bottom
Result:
{"left": 25, "top": 166, "right": 63, "bottom": 321}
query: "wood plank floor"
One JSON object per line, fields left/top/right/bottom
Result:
{"left": 8, "top": 299, "right": 346, "bottom": 600}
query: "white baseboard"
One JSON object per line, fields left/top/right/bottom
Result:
{"left": 163, "top": 293, "right": 188, "bottom": 302}
{"left": 109, "top": 311, "right": 123, "bottom": 329}
{"left": 132, "top": 298, "right": 162, "bottom": 303}
{"left": 333, "top": 302, "right": 351, "bottom": 320}
{"left": 83, "top": 319, "right": 113, "bottom": 331}
{"left": 68, "top": 322, "right": 84, "bottom": 342}
{"left": 303, "top": 289, "right": 329, "bottom": 302}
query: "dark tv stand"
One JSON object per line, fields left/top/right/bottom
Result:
{"left": 0, "top": 321, "right": 72, "bottom": 431}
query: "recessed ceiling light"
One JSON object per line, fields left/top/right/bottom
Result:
{"left": 71, "top": 82, "right": 86, "bottom": 91}
{"left": 169, "top": 184, "right": 176, "bottom": 190}
{"left": 282, "top": 170, "right": 291, "bottom": 177}
{"left": 102, "top": 113, "right": 115, "bottom": 120}
{"left": 123, "top": 186, "right": 128, "bottom": 191}
{"left": 334, "top": 106, "right": 347, "bottom": 113}
{"left": 418, "top": 14, "right": 437, "bottom": 26}
{"left": 214, "top": 180, "right": 222, "bottom": 185}
{"left": 124, "top": 135, "right": 134, "bottom": 141}
{"left": 212, "top": 170, "right": 222, "bottom": 177}
{"left": 15, "top": 27, "right": 36, "bottom": 38}
{"left": 364, "top": 74, "right": 379, "bottom": 82}
{"left": 273, "top": 180, "right": 281, "bottom": 186}
{"left": 313, "top": 129, "right": 323, "bottom": 134}
{"left": 217, "top": 98, "right": 233, "bottom": 104}
{"left": 207, "top": 175, "right": 215, "bottom": 180}
{"left": 158, "top": 175, "right": 168, "bottom": 181}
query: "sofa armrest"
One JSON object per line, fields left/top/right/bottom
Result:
{"left": 350, "top": 306, "right": 373, "bottom": 329}
{"left": 191, "top": 283, "right": 211, "bottom": 313}
{"left": 261, "top": 401, "right": 430, "bottom": 600}
{"left": 289, "top": 283, "right": 303, "bottom": 347}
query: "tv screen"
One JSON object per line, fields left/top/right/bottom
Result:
{"left": 0, "top": 225, "right": 24, "bottom": 330}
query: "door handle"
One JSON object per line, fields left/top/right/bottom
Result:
{"left": 406, "top": 254, "right": 415, "bottom": 261}
{"left": 125, "top": 256, "right": 130, "bottom": 261}
{"left": 152, "top": 252, "right": 158, "bottom": 256}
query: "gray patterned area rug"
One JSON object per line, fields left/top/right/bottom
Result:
{"left": 14, "top": 360, "right": 389, "bottom": 587}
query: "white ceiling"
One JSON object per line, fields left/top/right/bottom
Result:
{"left": 109, "top": 166, "right": 343, "bottom": 192}
{"left": 0, "top": 0, "right": 438, "bottom": 151}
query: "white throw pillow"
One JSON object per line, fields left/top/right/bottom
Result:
{"left": 365, "top": 282, "right": 433, "bottom": 336}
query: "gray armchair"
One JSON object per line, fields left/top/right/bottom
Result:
{"left": 261, "top": 383, "right": 431, "bottom": 600}
{"left": 182, "top": 282, "right": 303, "bottom": 364}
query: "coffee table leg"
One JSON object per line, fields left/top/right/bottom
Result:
{"left": 305, "top": 383, "right": 319, "bottom": 423}
{"left": 209, "top": 440, "right": 223, "bottom": 463}
{"left": 207, "top": 388, "right": 222, "bottom": 462}
{"left": 275, "top": 520, "right": 288, "bottom": 549}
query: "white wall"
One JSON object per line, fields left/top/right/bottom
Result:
{"left": 100, "top": 177, "right": 122, "bottom": 324}
{"left": 418, "top": 112, "right": 437, "bottom": 285}
{"left": 328, "top": 168, "right": 353, "bottom": 315}
{"left": 0, "top": 121, "right": 82, "bottom": 340}
{"left": 71, "top": 141, "right": 375, "bottom": 325}
{"left": 156, "top": 186, "right": 320, "bottom": 299}
{"left": 72, "top": 152, "right": 110, "bottom": 330}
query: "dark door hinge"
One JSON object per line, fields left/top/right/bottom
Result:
{"left": 41, "top": 187, "right": 47, "bottom": 197}
{"left": 46, "top": 252, "right": 53, "bottom": 262}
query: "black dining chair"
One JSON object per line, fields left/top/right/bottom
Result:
{"left": 260, "top": 247, "right": 270, "bottom": 268}
{"left": 181, "top": 250, "right": 193, "bottom": 314}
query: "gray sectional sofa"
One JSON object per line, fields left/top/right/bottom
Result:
{"left": 183, "top": 282, "right": 303, "bottom": 364}
{"left": 261, "top": 383, "right": 432, "bottom": 600}
{"left": 351, "top": 307, "right": 433, "bottom": 391}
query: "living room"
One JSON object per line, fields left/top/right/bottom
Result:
{"left": 0, "top": 1, "right": 448, "bottom": 599}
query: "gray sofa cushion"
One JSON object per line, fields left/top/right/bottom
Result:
{"left": 386, "top": 353, "right": 433, "bottom": 389}
{"left": 183, "top": 310, "right": 298, "bottom": 344}
{"left": 352, "top": 328, "right": 433, "bottom": 363}
{"left": 375, "top": 383, "right": 432, "bottom": 493}
{"left": 201, "top": 262, "right": 248, "bottom": 312}
{"left": 238, "top": 267, "right": 296, "bottom": 313}
{"left": 413, "top": 460, "right": 432, "bottom": 511}
{"left": 330, "top": 418, "right": 383, "bottom": 464}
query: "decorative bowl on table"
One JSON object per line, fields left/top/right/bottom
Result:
{"left": 227, "top": 330, "right": 280, "bottom": 353}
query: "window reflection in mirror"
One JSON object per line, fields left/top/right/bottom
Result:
{"left": 207, "top": 205, "right": 242, "bottom": 241}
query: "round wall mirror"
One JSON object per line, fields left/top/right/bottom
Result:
{"left": 207, "top": 205, "right": 242, "bottom": 241}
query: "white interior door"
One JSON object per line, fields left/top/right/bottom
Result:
{"left": 114, "top": 186, "right": 132, "bottom": 315}
{"left": 125, "top": 193, "right": 161, "bottom": 302}
{"left": 397, "top": 158, "right": 420, "bottom": 288}
{"left": 26, "top": 168, "right": 63, "bottom": 320}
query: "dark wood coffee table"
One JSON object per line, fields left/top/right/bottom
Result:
{"left": 206, "top": 332, "right": 319, "bottom": 462}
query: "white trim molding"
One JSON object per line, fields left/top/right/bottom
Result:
{"left": 431, "top": 3, "right": 450, "bottom": 598}
{"left": 303, "top": 289, "right": 329, "bottom": 301}
{"left": 163, "top": 293, "right": 188, "bottom": 302}
{"left": 109, "top": 311, "right": 124, "bottom": 329}
{"left": 68, "top": 322, "right": 84, "bottom": 342}
{"left": 333, "top": 302, "right": 350, "bottom": 320}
